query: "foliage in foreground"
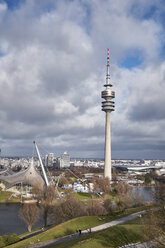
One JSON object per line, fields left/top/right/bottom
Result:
{"left": 141, "top": 207, "right": 165, "bottom": 248}
{"left": 0, "top": 234, "right": 19, "bottom": 248}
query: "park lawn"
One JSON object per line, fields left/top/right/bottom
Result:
{"left": 6, "top": 204, "right": 156, "bottom": 248}
{"left": 0, "top": 189, "right": 20, "bottom": 203}
{"left": 0, "top": 191, "right": 20, "bottom": 202}
{"left": 6, "top": 216, "right": 114, "bottom": 248}
{"left": 0, "top": 191, "right": 12, "bottom": 201}
{"left": 50, "top": 224, "right": 145, "bottom": 248}
{"left": 73, "top": 192, "right": 94, "bottom": 201}
{"left": 73, "top": 192, "right": 103, "bottom": 205}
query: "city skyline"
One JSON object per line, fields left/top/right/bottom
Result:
{"left": 0, "top": 0, "right": 165, "bottom": 159}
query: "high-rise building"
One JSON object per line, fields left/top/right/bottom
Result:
{"left": 45, "top": 153, "right": 54, "bottom": 168}
{"left": 55, "top": 152, "right": 70, "bottom": 169}
{"left": 101, "top": 49, "right": 115, "bottom": 180}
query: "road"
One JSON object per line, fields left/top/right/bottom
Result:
{"left": 26, "top": 210, "right": 145, "bottom": 248}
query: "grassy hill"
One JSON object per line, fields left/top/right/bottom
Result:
{"left": 52, "top": 223, "right": 144, "bottom": 248}
{"left": 6, "top": 205, "right": 154, "bottom": 248}
{"left": 6, "top": 216, "right": 113, "bottom": 248}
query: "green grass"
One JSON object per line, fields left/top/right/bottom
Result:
{"left": 73, "top": 192, "right": 94, "bottom": 201}
{"left": 6, "top": 216, "right": 113, "bottom": 248}
{"left": 6, "top": 204, "right": 159, "bottom": 248}
{"left": 0, "top": 191, "right": 20, "bottom": 202}
{"left": 0, "top": 191, "right": 12, "bottom": 200}
{"left": 51, "top": 224, "right": 145, "bottom": 248}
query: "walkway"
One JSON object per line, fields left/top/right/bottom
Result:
{"left": 26, "top": 210, "right": 145, "bottom": 248}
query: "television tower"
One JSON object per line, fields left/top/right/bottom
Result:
{"left": 101, "top": 49, "right": 115, "bottom": 180}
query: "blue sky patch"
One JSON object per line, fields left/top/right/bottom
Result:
{"left": 142, "top": 5, "right": 158, "bottom": 20}
{"left": 1, "top": 0, "right": 25, "bottom": 10}
{"left": 130, "top": 3, "right": 158, "bottom": 21}
{"left": 0, "top": 51, "right": 5, "bottom": 57}
{"left": 118, "top": 55, "right": 142, "bottom": 69}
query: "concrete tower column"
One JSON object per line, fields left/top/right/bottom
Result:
{"left": 104, "top": 111, "right": 112, "bottom": 180}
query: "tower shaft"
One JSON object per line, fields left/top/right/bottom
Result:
{"left": 104, "top": 111, "right": 112, "bottom": 180}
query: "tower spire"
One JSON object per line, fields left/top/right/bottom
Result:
{"left": 105, "top": 48, "right": 112, "bottom": 88}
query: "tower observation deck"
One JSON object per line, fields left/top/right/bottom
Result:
{"left": 101, "top": 49, "right": 115, "bottom": 180}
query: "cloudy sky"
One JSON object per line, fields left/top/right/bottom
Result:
{"left": 0, "top": 0, "right": 165, "bottom": 159}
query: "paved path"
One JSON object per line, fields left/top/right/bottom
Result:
{"left": 26, "top": 210, "right": 146, "bottom": 248}
{"left": 20, "top": 228, "right": 47, "bottom": 240}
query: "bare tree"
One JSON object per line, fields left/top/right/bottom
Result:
{"left": 142, "top": 208, "right": 165, "bottom": 247}
{"left": 32, "top": 184, "right": 58, "bottom": 227}
{"left": 128, "top": 191, "right": 145, "bottom": 208}
{"left": 141, "top": 182, "right": 165, "bottom": 247}
{"left": 19, "top": 203, "right": 40, "bottom": 232}
{"left": 114, "top": 181, "right": 132, "bottom": 195}
{"left": 58, "top": 177, "right": 68, "bottom": 188}
{"left": 154, "top": 183, "right": 165, "bottom": 203}
{"left": 50, "top": 198, "right": 86, "bottom": 225}
{"left": 114, "top": 182, "right": 134, "bottom": 210}
{"left": 86, "top": 202, "right": 106, "bottom": 216}
{"left": 41, "top": 185, "right": 58, "bottom": 227}
{"left": 93, "top": 177, "right": 111, "bottom": 193}
{"left": 103, "top": 198, "right": 114, "bottom": 213}
{"left": 32, "top": 183, "right": 44, "bottom": 202}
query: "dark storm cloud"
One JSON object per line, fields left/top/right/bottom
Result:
{"left": 129, "top": 101, "right": 165, "bottom": 121}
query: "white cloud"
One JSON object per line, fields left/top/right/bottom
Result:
{"left": 0, "top": 0, "right": 164, "bottom": 158}
{"left": 90, "top": 0, "right": 162, "bottom": 63}
{"left": 0, "top": 2, "right": 7, "bottom": 13}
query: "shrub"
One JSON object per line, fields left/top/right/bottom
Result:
{"left": 114, "top": 181, "right": 132, "bottom": 195}
{"left": 86, "top": 203, "right": 106, "bottom": 216}
{"left": 94, "top": 177, "right": 111, "bottom": 193}
{"left": 103, "top": 198, "right": 114, "bottom": 213}
{"left": 51, "top": 198, "right": 86, "bottom": 225}
{"left": 128, "top": 192, "right": 145, "bottom": 207}
{"left": 144, "top": 174, "right": 152, "bottom": 184}
{"left": 0, "top": 237, "right": 5, "bottom": 248}
{"left": 0, "top": 234, "right": 19, "bottom": 247}
{"left": 6, "top": 234, "right": 19, "bottom": 245}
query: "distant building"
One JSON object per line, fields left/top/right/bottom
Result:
{"left": 55, "top": 152, "right": 70, "bottom": 169}
{"left": 155, "top": 161, "right": 165, "bottom": 168}
{"left": 73, "top": 182, "right": 89, "bottom": 192}
{"left": 45, "top": 153, "right": 54, "bottom": 168}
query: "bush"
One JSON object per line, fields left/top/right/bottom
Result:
{"left": 0, "top": 234, "right": 19, "bottom": 247}
{"left": 0, "top": 237, "right": 5, "bottom": 248}
{"left": 86, "top": 202, "right": 106, "bottom": 216}
{"left": 94, "top": 177, "right": 111, "bottom": 193}
{"left": 114, "top": 181, "right": 132, "bottom": 195}
{"left": 103, "top": 198, "right": 114, "bottom": 213}
{"left": 50, "top": 198, "right": 86, "bottom": 225}
{"left": 128, "top": 192, "right": 145, "bottom": 208}
{"left": 144, "top": 174, "right": 152, "bottom": 184}
{"left": 6, "top": 234, "right": 19, "bottom": 245}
